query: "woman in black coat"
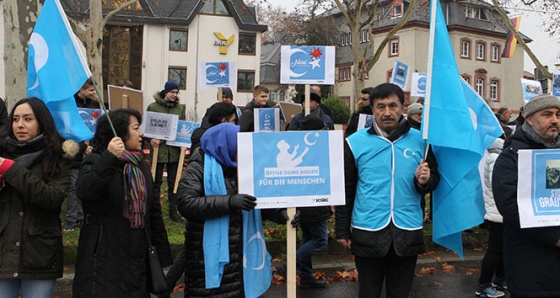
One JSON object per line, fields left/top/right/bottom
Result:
{"left": 0, "top": 98, "right": 72, "bottom": 298}
{"left": 73, "top": 109, "right": 172, "bottom": 297}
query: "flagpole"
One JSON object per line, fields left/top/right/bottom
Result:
{"left": 422, "top": 0, "right": 438, "bottom": 142}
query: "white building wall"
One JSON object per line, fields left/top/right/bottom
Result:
{"left": 141, "top": 14, "right": 261, "bottom": 121}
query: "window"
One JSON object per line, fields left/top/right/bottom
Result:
{"left": 237, "top": 71, "right": 255, "bottom": 92}
{"left": 338, "top": 66, "right": 351, "bottom": 82}
{"left": 349, "top": 33, "right": 352, "bottom": 45}
{"left": 461, "top": 74, "right": 471, "bottom": 84}
{"left": 476, "top": 78, "right": 485, "bottom": 97}
{"left": 360, "top": 29, "right": 370, "bottom": 43}
{"left": 476, "top": 41, "right": 486, "bottom": 60}
{"left": 491, "top": 44, "right": 500, "bottom": 62}
{"left": 201, "top": 0, "right": 228, "bottom": 15}
{"left": 490, "top": 79, "right": 500, "bottom": 101}
{"left": 465, "top": 5, "right": 486, "bottom": 20}
{"left": 168, "top": 67, "right": 187, "bottom": 89}
{"left": 389, "top": 38, "right": 399, "bottom": 57}
{"left": 341, "top": 33, "right": 352, "bottom": 46}
{"left": 239, "top": 33, "right": 256, "bottom": 55}
{"left": 461, "top": 38, "right": 471, "bottom": 59}
{"left": 169, "top": 29, "right": 188, "bottom": 51}
{"left": 392, "top": 2, "right": 403, "bottom": 17}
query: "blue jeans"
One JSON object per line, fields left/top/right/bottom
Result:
{"left": 296, "top": 221, "right": 328, "bottom": 281}
{"left": 0, "top": 279, "right": 56, "bottom": 298}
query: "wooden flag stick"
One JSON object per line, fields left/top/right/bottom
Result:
{"left": 151, "top": 146, "right": 159, "bottom": 181}
{"left": 173, "top": 147, "right": 187, "bottom": 193}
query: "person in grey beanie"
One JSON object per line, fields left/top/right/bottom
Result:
{"left": 492, "top": 94, "right": 560, "bottom": 297}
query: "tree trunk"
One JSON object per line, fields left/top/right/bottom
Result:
{"left": 3, "top": 0, "right": 41, "bottom": 107}
{"left": 89, "top": 1, "right": 103, "bottom": 98}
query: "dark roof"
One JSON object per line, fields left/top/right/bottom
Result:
{"left": 60, "top": 0, "right": 267, "bottom": 31}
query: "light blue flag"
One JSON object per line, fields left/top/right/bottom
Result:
{"left": 27, "top": 0, "right": 93, "bottom": 141}
{"left": 421, "top": 0, "right": 503, "bottom": 258}
{"left": 242, "top": 209, "right": 272, "bottom": 298}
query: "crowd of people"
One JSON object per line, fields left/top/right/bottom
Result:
{"left": 0, "top": 78, "right": 559, "bottom": 298}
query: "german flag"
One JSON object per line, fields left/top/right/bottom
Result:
{"left": 502, "top": 16, "right": 522, "bottom": 58}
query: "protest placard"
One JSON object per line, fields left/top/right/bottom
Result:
{"left": 390, "top": 60, "right": 410, "bottom": 90}
{"left": 357, "top": 114, "right": 374, "bottom": 132}
{"left": 199, "top": 62, "right": 236, "bottom": 89}
{"left": 553, "top": 71, "right": 560, "bottom": 97}
{"left": 254, "top": 108, "right": 280, "bottom": 132}
{"left": 78, "top": 108, "right": 104, "bottom": 134}
{"left": 238, "top": 131, "right": 345, "bottom": 209}
{"left": 411, "top": 73, "right": 427, "bottom": 97}
{"left": 107, "top": 85, "right": 144, "bottom": 113}
{"left": 277, "top": 101, "right": 302, "bottom": 124}
{"left": 140, "top": 111, "right": 179, "bottom": 140}
{"left": 167, "top": 120, "right": 201, "bottom": 148}
{"left": 517, "top": 149, "right": 560, "bottom": 228}
{"left": 280, "top": 46, "right": 335, "bottom": 85}
{"left": 521, "top": 78, "right": 543, "bottom": 102}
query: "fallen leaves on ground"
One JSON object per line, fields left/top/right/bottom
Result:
{"left": 415, "top": 266, "right": 438, "bottom": 277}
{"left": 473, "top": 247, "right": 485, "bottom": 252}
{"left": 441, "top": 263, "right": 455, "bottom": 272}
{"left": 331, "top": 269, "right": 359, "bottom": 282}
{"left": 463, "top": 267, "right": 479, "bottom": 276}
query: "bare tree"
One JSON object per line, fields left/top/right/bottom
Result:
{"left": 334, "top": 0, "right": 418, "bottom": 110}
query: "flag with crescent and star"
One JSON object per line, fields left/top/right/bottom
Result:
{"left": 280, "top": 45, "right": 336, "bottom": 84}
{"left": 199, "top": 61, "right": 236, "bottom": 88}
{"left": 242, "top": 209, "right": 272, "bottom": 298}
{"left": 27, "top": 0, "right": 93, "bottom": 141}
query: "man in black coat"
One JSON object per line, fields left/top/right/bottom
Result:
{"left": 492, "top": 94, "right": 560, "bottom": 297}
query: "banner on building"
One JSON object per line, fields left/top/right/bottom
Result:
{"left": 521, "top": 78, "right": 543, "bottom": 102}
{"left": 518, "top": 149, "right": 560, "bottom": 228}
{"left": 199, "top": 61, "right": 237, "bottom": 89}
{"left": 390, "top": 60, "right": 410, "bottom": 90}
{"left": 238, "top": 131, "right": 345, "bottom": 209}
{"left": 411, "top": 73, "right": 427, "bottom": 97}
{"left": 280, "top": 46, "right": 336, "bottom": 85}
{"left": 140, "top": 111, "right": 179, "bottom": 140}
{"left": 167, "top": 120, "right": 201, "bottom": 148}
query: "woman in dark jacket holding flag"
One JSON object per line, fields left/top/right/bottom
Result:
{"left": 73, "top": 109, "right": 172, "bottom": 297}
{"left": 177, "top": 123, "right": 297, "bottom": 298}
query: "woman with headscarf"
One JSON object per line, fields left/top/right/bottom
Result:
{"left": 73, "top": 109, "right": 172, "bottom": 297}
{"left": 177, "top": 123, "right": 298, "bottom": 297}
{"left": 0, "top": 97, "right": 73, "bottom": 297}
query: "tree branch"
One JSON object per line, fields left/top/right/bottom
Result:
{"left": 102, "top": 0, "right": 137, "bottom": 28}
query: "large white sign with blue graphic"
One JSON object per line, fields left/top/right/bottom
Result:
{"left": 390, "top": 60, "right": 410, "bottom": 90}
{"left": 411, "top": 73, "right": 427, "bottom": 97}
{"left": 518, "top": 149, "right": 560, "bottom": 228}
{"left": 280, "top": 46, "right": 335, "bottom": 85}
{"left": 167, "top": 120, "right": 201, "bottom": 148}
{"left": 238, "top": 131, "right": 345, "bottom": 208}
{"left": 199, "top": 62, "right": 236, "bottom": 88}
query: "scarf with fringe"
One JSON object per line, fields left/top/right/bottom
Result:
{"left": 121, "top": 151, "right": 147, "bottom": 228}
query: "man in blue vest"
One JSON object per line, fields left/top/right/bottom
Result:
{"left": 335, "top": 83, "right": 439, "bottom": 298}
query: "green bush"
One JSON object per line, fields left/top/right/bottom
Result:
{"left": 321, "top": 95, "right": 351, "bottom": 124}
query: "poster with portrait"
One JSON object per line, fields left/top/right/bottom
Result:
{"left": 140, "top": 111, "right": 179, "bottom": 141}
{"left": 517, "top": 149, "right": 560, "bottom": 228}
{"left": 553, "top": 71, "right": 560, "bottom": 97}
{"left": 254, "top": 108, "right": 280, "bottom": 132}
{"left": 280, "top": 46, "right": 336, "bottom": 85}
{"left": 521, "top": 78, "right": 543, "bottom": 102}
{"left": 390, "top": 61, "right": 410, "bottom": 90}
{"left": 238, "top": 131, "right": 345, "bottom": 209}
{"left": 107, "top": 85, "right": 144, "bottom": 113}
{"left": 199, "top": 61, "right": 237, "bottom": 89}
{"left": 411, "top": 73, "right": 427, "bottom": 97}
{"left": 167, "top": 120, "right": 201, "bottom": 148}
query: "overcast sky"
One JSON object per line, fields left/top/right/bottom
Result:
{"left": 263, "top": 0, "right": 559, "bottom": 73}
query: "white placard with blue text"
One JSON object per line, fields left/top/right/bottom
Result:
{"left": 280, "top": 46, "right": 335, "bottom": 85}
{"left": 199, "top": 62, "right": 237, "bottom": 89}
{"left": 521, "top": 78, "right": 543, "bottom": 102}
{"left": 518, "top": 149, "right": 560, "bottom": 228}
{"left": 140, "top": 111, "right": 179, "bottom": 141}
{"left": 390, "top": 61, "right": 410, "bottom": 90}
{"left": 411, "top": 73, "right": 427, "bottom": 97}
{"left": 167, "top": 120, "right": 201, "bottom": 148}
{"left": 238, "top": 131, "right": 345, "bottom": 209}
{"left": 254, "top": 108, "right": 280, "bottom": 132}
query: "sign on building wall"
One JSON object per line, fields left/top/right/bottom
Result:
{"left": 390, "top": 60, "right": 410, "bottom": 90}
{"left": 199, "top": 62, "right": 237, "bottom": 89}
{"left": 214, "top": 32, "right": 234, "bottom": 54}
{"left": 280, "top": 46, "right": 336, "bottom": 85}
{"left": 238, "top": 131, "right": 345, "bottom": 209}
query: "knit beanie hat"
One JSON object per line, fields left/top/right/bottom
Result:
{"left": 407, "top": 103, "right": 423, "bottom": 116}
{"left": 163, "top": 81, "right": 179, "bottom": 94}
{"left": 524, "top": 94, "right": 560, "bottom": 118}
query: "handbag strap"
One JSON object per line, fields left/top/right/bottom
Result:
{"left": 144, "top": 227, "right": 153, "bottom": 247}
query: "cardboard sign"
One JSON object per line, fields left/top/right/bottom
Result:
{"left": 238, "top": 131, "right": 345, "bottom": 209}
{"left": 140, "top": 111, "right": 179, "bottom": 140}
{"left": 107, "top": 85, "right": 143, "bottom": 114}
{"left": 517, "top": 149, "right": 560, "bottom": 228}
{"left": 278, "top": 101, "right": 302, "bottom": 124}
{"left": 167, "top": 120, "right": 201, "bottom": 148}
{"left": 280, "top": 46, "right": 336, "bottom": 84}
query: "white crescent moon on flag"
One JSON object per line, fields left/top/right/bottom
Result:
{"left": 288, "top": 48, "right": 308, "bottom": 78}
{"left": 243, "top": 232, "right": 267, "bottom": 270}
{"left": 28, "top": 32, "right": 49, "bottom": 90}
{"left": 469, "top": 107, "right": 477, "bottom": 130}
{"left": 205, "top": 64, "right": 219, "bottom": 83}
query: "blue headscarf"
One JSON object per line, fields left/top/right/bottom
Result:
{"left": 201, "top": 123, "right": 239, "bottom": 168}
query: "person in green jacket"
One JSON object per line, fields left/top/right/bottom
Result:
{"left": 147, "top": 81, "right": 186, "bottom": 222}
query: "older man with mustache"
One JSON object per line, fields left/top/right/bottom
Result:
{"left": 492, "top": 94, "right": 560, "bottom": 298}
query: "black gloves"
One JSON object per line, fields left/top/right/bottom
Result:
{"left": 229, "top": 194, "right": 257, "bottom": 210}
{"left": 280, "top": 209, "right": 301, "bottom": 228}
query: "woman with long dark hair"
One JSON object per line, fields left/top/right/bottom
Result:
{"left": 0, "top": 97, "right": 73, "bottom": 298}
{"left": 73, "top": 109, "right": 172, "bottom": 297}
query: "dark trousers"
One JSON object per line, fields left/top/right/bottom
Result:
{"left": 478, "top": 221, "right": 504, "bottom": 284}
{"left": 355, "top": 247, "right": 417, "bottom": 298}
{"left": 65, "top": 169, "right": 83, "bottom": 226}
{"left": 297, "top": 221, "right": 328, "bottom": 281}
{"left": 154, "top": 162, "right": 179, "bottom": 214}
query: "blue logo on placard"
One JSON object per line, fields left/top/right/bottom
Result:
{"left": 253, "top": 131, "right": 330, "bottom": 197}
{"left": 418, "top": 76, "right": 427, "bottom": 92}
{"left": 175, "top": 121, "right": 200, "bottom": 144}
{"left": 533, "top": 151, "right": 560, "bottom": 216}
{"left": 288, "top": 46, "right": 326, "bottom": 80}
{"left": 205, "top": 62, "right": 229, "bottom": 85}
{"left": 258, "top": 109, "right": 275, "bottom": 131}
